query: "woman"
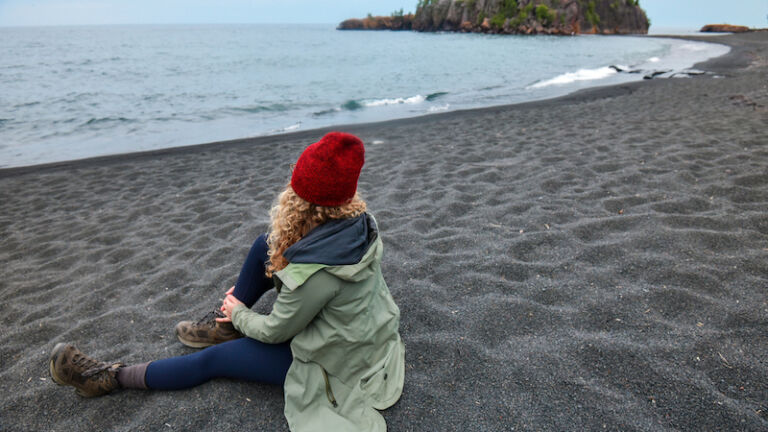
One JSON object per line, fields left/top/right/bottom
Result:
{"left": 49, "top": 132, "right": 405, "bottom": 432}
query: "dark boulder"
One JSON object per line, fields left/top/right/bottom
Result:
{"left": 700, "top": 24, "right": 751, "bottom": 33}
{"left": 338, "top": 15, "right": 414, "bottom": 31}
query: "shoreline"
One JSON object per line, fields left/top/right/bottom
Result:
{"left": 0, "top": 33, "right": 738, "bottom": 177}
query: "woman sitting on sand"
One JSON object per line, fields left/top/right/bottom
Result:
{"left": 49, "top": 132, "right": 405, "bottom": 432}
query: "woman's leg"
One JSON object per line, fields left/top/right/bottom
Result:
{"left": 232, "top": 233, "right": 274, "bottom": 308}
{"left": 141, "top": 337, "right": 292, "bottom": 389}
{"left": 175, "top": 234, "right": 273, "bottom": 348}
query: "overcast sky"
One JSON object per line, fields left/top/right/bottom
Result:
{"left": 0, "top": 0, "right": 765, "bottom": 28}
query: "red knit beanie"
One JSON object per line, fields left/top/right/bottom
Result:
{"left": 291, "top": 132, "right": 365, "bottom": 206}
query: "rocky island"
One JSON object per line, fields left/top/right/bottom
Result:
{"left": 700, "top": 24, "right": 752, "bottom": 33}
{"left": 339, "top": 0, "right": 650, "bottom": 35}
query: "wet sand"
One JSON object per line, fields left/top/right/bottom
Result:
{"left": 1, "top": 32, "right": 766, "bottom": 431}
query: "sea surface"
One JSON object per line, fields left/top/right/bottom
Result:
{"left": 0, "top": 24, "right": 729, "bottom": 168}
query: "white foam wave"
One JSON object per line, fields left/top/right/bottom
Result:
{"left": 680, "top": 43, "right": 708, "bottom": 52}
{"left": 529, "top": 66, "right": 617, "bottom": 89}
{"left": 268, "top": 122, "right": 301, "bottom": 134}
{"left": 648, "top": 56, "right": 660, "bottom": 63}
{"left": 427, "top": 104, "right": 450, "bottom": 113}
{"left": 364, "top": 95, "right": 426, "bottom": 107}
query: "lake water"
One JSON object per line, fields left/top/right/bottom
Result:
{"left": 0, "top": 24, "right": 729, "bottom": 167}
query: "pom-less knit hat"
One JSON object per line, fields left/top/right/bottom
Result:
{"left": 291, "top": 132, "right": 365, "bottom": 206}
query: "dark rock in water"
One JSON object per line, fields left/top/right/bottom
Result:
{"left": 611, "top": 66, "right": 708, "bottom": 80}
{"left": 338, "top": 15, "right": 413, "bottom": 31}
{"left": 340, "top": 0, "right": 649, "bottom": 36}
{"left": 680, "top": 69, "right": 706, "bottom": 76}
{"left": 643, "top": 70, "right": 671, "bottom": 80}
{"left": 668, "top": 69, "right": 709, "bottom": 78}
{"left": 700, "top": 24, "right": 751, "bottom": 33}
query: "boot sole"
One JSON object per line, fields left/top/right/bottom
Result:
{"left": 176, "top": 334, "right": 214, "bottom": 349}
{"left": 49, "top": 342, "right": 67, "bottom": 386}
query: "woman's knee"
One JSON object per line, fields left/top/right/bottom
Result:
{"left": 251, "top": 233, "right": 269, "bottom": 262}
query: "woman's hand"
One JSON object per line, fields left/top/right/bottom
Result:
{"left": 216, "top": 293, "right": 244, "bottom": 323}
{"left": 215, "top": 286, "right": 236, "bottom": 322}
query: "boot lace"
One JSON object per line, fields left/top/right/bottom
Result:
{"left": 195, "top": 309, "right": 227, "bottom": 327}
{"left": 72, "top": 352, "right": 122, "bottom": 378}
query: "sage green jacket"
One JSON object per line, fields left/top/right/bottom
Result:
{"left": 231, "top": 216, "right": 405, "bottom": 431}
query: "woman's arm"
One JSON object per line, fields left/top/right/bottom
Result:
{"left": 227, "top": 271, "right": 338, "bottom": 344}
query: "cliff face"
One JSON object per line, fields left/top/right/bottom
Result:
{"left": 340, "top": 0, "right": 649, "bottom": 35}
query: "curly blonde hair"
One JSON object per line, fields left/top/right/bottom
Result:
{"left": 265, "top": 184, "right": 366, "bottom": 277}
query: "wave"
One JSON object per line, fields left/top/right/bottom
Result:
{"left": 342, "top": 100, "right": 364, "bottom": 111}
{"left": 315, "top": 94, "right": 433, "bottom": 116}
{"left": 229, "top": 103, "right": 292, "bottom": 114}
{"left": 341, "top": 95, "right": 428, "bottom": 110}
{"left": 13, "top": 101, "right": 41, "bottom": 109}
{"left": 84, "top": 117, "right": 134, "bottom": 125}
{"left": 427, "top": 104, "right": 450, "bottom": 113}
{"left": 364, "top": 95, "right": 426, "bottom": 107}
{"left": 680, "top": 43, "right": 709, "bottom": 52}
{"left": 528, "top": 66, "right": 618, "bottom": 89}
{"left": 312, "top": 108, "right": 341, "bottom": 117}
{"left": 53, "top": 118, "right": 78, "bottom": 125}
{"left": 80, "top": 117, "right": 136, "bottom": 128}
{"left": 478, "top": 85, "right": 504, "bottom": 91}
{"left": 268, "top": 122, "right": 301, "bottom": 134}
{"left": 426, "top": 91, "right": 448, "bottom": 101}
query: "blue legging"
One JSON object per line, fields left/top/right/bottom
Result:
{"left": 145, "top": 234, "right": 293, "bottom": 390}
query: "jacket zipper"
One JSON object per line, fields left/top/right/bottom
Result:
{"left": 321, "top": 368, "right": 338, "bottom": 408}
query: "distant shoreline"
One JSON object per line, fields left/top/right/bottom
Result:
{"left": 0, "top": 32, "right": 744, "bottom": 177}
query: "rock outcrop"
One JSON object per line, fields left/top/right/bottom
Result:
{"left": 338, "top": 15, "right": 414, "bottom": 31}
{"left": 339, "top": 0, "right": 649, "bottom": 35}
{"left": 700, "top": 24, "right": 751, "bottom": 33}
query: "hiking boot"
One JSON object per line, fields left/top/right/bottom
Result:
{"left": 175, "top": 309, "right": 242, "bottom": 348}
{"left": 49, "top": 343, "right": 123, "bottom": 397}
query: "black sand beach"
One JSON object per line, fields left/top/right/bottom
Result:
{"left": 1, "top": 32, "right": 766, "bottom": 431}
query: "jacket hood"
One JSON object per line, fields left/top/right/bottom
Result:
{"left": 278, "top": 213, "right": 382, "bottom": 288}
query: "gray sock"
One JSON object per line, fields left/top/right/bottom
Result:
{"left": 116, "top": 362, "right": 150, "bottom": 390}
